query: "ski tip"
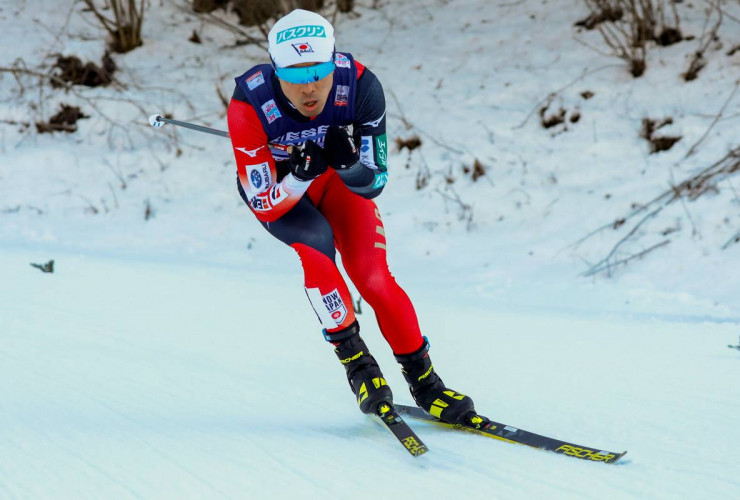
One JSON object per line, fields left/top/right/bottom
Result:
{"left": 610, "top": 450, "right": 628, "bottom": 464}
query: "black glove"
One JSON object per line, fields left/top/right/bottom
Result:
{"left": 324, "top": 126, "right": 360, "bottom": 170}
{"left": 289, "top": 140, "right": 329, "bottom": 181}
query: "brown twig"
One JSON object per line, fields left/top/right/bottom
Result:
{"left": 684, "top": 79, "right": 740, "bottom": 158}
{"left": 574, "top": 147, "right": 740, "bottom": 273}
{"left": 434, "top": 186, "right": 475, "bottom": 230}
{"left": 721, "top": 231, "right": 740, "bottom": 250}
{"left": 216, "top": 83, "right": 229, "bottom": 111}
{"left": 388, "top": 89, "right": 413, "bottom": 130}
{"left": 388, "top": 89, "right": 464, "bottom": 155}
{"left": 514, "top": 64, "right": 621, "bottom": 130}
{"left": 682, "top": 0, "right": 723, "bottom": 81}
{"left": 0, "top": 63, "right": 185, "bottom": 152}
{"left": 583, "top": 239, "right": 671, "bottom": 277}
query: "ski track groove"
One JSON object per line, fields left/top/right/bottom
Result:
{"left": 0, "top": 349, "right": 234, "bottom": 498}
{"left": 30, "top": 426, "right": 146, "bottom": 499}
{"left": 0, "top": 479, "right": 26, "bottom": 500}
{"left": 236, "top": 433, "right": 338, "bottom": 498}
{"left": 4, "top": 337, "right": 360, "bottom": 498}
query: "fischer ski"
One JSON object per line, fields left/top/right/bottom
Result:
{"left": 395, "top": 404, "right": 626, "bottom": 464}
{"left": 374, "top": 403, "right": 429, "bottom": 457}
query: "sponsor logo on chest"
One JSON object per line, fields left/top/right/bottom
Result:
{"left": 334, "top": 53, "right": 351, "bottom": 69}
{"left": 246, "top": 71, "right": 265, "bottom": 90}
{"left": 272, "top": 124, "right": 330, "bottom": 146}
{"left": 261, "top": 99, "right": 282, "bottom": 124}
{"left": 334, "top": 85, "right": 350, "bottom": 107}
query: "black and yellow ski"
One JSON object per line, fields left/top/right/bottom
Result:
{"left": 374, "top": 403, "right": 429, "bottom": 458}
{"left": 395, "top": 404, "right": 626, "bottom": 464}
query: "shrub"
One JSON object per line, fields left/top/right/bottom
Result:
{"left": 579, "top": 0, "right": 682, "bottom": 77}
{"left": 82, "top": 0, "right": 147, "bottom": 53}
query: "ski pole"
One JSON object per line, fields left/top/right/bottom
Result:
{"left": 147, "top": 114, "right": 291, "bottom": 152}
{"left": 148, "top": 114, "right": 230, "bottom": 138}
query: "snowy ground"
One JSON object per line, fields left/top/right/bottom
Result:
{"left": 2, "top": 0, "right": 740, "bottom": 498}
{"left": 1, "top": 249, "right": 739, "bottom": 499}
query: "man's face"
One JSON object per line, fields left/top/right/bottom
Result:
{"left": 278, "top": 63, "right": 334, "bottom": 118}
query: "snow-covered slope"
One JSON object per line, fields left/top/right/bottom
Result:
{"left": 2, "top": 0, "right": 740, "bottom": 498}
{"left": 1, "top": 249, "right": 739, "bottom": 499}
{"left": 2, "top": 0, "right": 739, "bottom": 317}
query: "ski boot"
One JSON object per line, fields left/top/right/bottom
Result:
{"left": 395, "top": 338, "right": 477, "bottom": 425}
{"left": 326, "top": 321, "right": 393, "bottom": 414}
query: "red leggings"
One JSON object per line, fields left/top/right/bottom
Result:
{"left": 254, "top": 170, "right": 423, "bottom": 355}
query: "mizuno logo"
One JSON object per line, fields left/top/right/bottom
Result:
{"left": 362, "top": 110, "right": 386, "bottom": 129}
{"left": 236, "top": 146, "right": 264, "bottom": 157}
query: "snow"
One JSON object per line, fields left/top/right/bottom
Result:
{"left": 1, "top": 0, "right": 739, "bottom": 498}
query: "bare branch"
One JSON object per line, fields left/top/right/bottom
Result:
{"left": 684, "top": 79, "right": 740, "bottom": 158}
{"left": 583, "top": 205, "right": 665, "bottom": 277}
{"left": 721, "top": 231, "right": 740, "bottom": 250}
{"left": 514, "top": 64, "right": 622, "bottom": 130}
{"left": 583, "top": 239, "right": 671, "bottom": 277}
{"left": 574, "top": 147, "right": 740, "bottom": 273}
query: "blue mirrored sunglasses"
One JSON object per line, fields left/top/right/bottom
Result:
{"left": 275, "top": 60, "right": 335, "bottom": 84}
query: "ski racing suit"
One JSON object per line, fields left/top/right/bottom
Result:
{"left": 228, "top": 52, "right": 423, "bottom": 355}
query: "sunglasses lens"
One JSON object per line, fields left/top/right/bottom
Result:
{"left": 276, "top": 61, "right": 335, "bottom": 84}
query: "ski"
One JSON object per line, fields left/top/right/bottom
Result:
{"left": 373, "top": 403, "right": 429, "bottom": 457}
{"left": 395, "top": 404, "right": 626, "bottom": 464}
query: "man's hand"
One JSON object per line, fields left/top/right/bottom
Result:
{"left": 289, "top": 140, "right": 329, "bottom": 181}
{"left": 324, "top": 126, "right": 360, "bottom": 170}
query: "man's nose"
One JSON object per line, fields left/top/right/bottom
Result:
{"left": 301, "top": 81, "right": 317, "bottom": 93}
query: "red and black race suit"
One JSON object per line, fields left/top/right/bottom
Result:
{"left": 228, "top": 54, "right": 422, "bottom": 354}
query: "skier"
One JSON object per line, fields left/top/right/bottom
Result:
{"left": 227, "top": 9, "right": 477, "bottom": 424}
